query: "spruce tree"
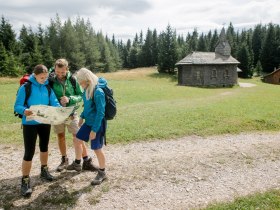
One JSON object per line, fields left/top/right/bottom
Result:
{"left": 0, "top": 16, "right": 16, "bottom": 53}
{"left": 0, "top": 42, "right": 9, "bottom": 76}
{"left": 252, "top": 24, "right": 264, "bottom": 67}
{"left": 237, "top": 43, "right": 252, "bottom": 78}
{"left": 157, "top": 24, "right": 178, "bottom": 74}
{"left": 260, "top": 23, "right": 278, "bottom": 73}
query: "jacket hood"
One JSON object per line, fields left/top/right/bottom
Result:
{"left": 97, "top": 77, "right": 107, "bottom": 88}
{"left": 29, "top": 74, "right": 49, "bottom": 86}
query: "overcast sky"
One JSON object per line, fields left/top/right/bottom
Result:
{"left": 0, "top": 0, "right": 279, "bottom": 41}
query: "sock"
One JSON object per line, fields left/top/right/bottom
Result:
{"left": 41, "top": 165, "right": 47, "bottom": 169}
{"left": 22, "top": 175, "right": 29, "bottom": 179}
{"left": 75, "top": 159, "right": 81, "bottom": 164}
{"left": 83, "top": 156, "right": 89, "bottom": 161}
{"left": 62, "top": 156, "right": 67, "bottom": 161}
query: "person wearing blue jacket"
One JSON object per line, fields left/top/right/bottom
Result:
{"left": 14, "top": 64, "right": 61, "bottom": 197}
{"left": 67, "top": 67, "right": 107, "bottom": 185}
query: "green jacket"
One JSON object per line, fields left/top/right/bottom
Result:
{"left": 50, "top": 71, "right": 83, "bottom": 107}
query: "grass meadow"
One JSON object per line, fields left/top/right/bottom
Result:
{"left": 1, "top": 67, "right": 280, "bottom": 209}
{"left": 2, "top": 67, "right": 280, "bottom": 145}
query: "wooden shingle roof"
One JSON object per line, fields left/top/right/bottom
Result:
{"left": 176, "top": 51, "right": 240, "bottom": 65}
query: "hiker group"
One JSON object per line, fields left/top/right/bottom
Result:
{"left": 14, "top": 58, "right": 116, "bottom": 198}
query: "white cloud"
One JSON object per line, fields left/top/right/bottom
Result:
{"left": 0, "top": 0, "right": 279, "bottom": 41}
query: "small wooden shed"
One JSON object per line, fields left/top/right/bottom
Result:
{"left": 262, "top": 68, "right": 280, "bottom": 85}
{"left": 176, "top": 28, "right": 240, "bottom": 87}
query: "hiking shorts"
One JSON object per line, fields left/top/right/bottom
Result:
{"left": 76, "top": 119, "right": 106, "bottom": 150}
{"left": 53, "top": 113, "right": 79, "bottom": 134}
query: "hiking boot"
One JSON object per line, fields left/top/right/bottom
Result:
{"left": 40, "top": 166, "right": 54, "bottom": 181}
{"left": 91, "top": 170, "right": 107, "bottom": 185}
{"left": 56, "top": 157, "right": 69, "bottom": 172}
{"left": 66, "top": 161, "right": 82, "bottom": 172}
{"left": 21, "top": 177, "right": 32, "bottom": 197}
{"left": 82, "top": 157, "right": 99, "bottom": 171}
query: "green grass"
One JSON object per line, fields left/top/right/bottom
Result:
{"left": 203, "top": 189, "right": 280, "bottom": 210}
{"left": 2, "top": 67, "right": 280, "bottom": 144}
{"left": 1, "top": 68, "right": 280, "bottom": 208}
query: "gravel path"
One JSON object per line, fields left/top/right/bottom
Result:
{"left": 0, "top": 132, "right": 280, "bottom": 209}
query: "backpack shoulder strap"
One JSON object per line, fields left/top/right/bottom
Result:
{"left": 46, "top": 84, "right": 52, "bottom": 105}
{"left": 69, "top": 75, "right": 77, "bottom": 94}
{"left": 23, "top": 81, "right": 32, "bottom": 106}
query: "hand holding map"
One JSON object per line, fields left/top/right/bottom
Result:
{"left": 26, "top": 105, "right": 79, "bottom": 125}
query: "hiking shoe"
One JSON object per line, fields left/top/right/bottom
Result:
{"left": 56, "top": 157, "right": 69, "bottom": 172}
{"left": 82, "top": 157, "right": 99, "bottom": 171}
{"left": 21, "top": 177, "right": 32, "bottom": 197}
{"left": 66, "top": 161, "right": 82, "bottom": 172}
{"left": 91, "top": 170, "right": 107, "bottom": 185}
{"left": 40, "top": 166, "right": 54, "bottom": 181}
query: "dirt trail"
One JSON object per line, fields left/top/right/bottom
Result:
{"left": 0, "top": 132, "right": 280, "bottom": 209}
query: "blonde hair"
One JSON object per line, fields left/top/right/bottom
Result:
{"left": 75, "top": 68, "right": 98, "bottom": 100}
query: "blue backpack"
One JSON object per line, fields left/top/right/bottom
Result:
{"left": 93, "top": 85, "right": 117, "bottom": 120}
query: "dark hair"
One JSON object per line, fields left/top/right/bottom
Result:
{"left": 33, "top": 64, "right": 48, "bottom": 75}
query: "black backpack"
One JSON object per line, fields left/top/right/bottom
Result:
{"left": 93, "top": 85, "right": 117, "bottom": 120}
{"left": 14, "top": 81, "right": 52, "bottom": 118}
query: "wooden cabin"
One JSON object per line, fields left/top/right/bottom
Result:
{"left": 176, "top": 28, "right": 240, "bottom": 87}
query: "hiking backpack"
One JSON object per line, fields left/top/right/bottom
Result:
{"left": 93, "top": 85, "right": 117, "bottom": 120}
{"left": 14, "top": 81, "right": 52, "bottom": 118}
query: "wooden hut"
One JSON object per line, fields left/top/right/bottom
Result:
{"left": 176, "top": 28, "right": 240, "bottom": 87}
{"left": 262, "top": 68, "right": 280, "bottom": 85}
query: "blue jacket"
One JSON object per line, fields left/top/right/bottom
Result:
{"left": 80, "top": 78, "right": 106, "bottom": 132}
{"left": 14, "top": 74, "right": 61, "bottom": 125}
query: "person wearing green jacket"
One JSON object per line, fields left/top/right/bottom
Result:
{"left": 49, "top": 58, "right": 98, "bottom": 172}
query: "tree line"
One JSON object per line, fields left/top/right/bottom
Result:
{"left": 0, "top": 14, "right": 280, "bottom": 78}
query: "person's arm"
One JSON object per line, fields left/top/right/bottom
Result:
{"left": 68, "top": 80, "right": 83, "bottom": 105}
{"left": 14, "top": 85, "right": 28, "bottom": 116}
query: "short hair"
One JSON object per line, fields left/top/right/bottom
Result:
{"left": 33, "top": 64, "right": 48, "bottom": 75}
{"left": 55, "top": 58, "right": 68, "bottom": 68}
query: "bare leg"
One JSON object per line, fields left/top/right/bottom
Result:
{"left": 22, "top": 160, "right": 32, "bottom": 176}
{"left": 58, "top": 132, "right": 67, "bottom": 156}
{"left": 73, "top": 138, "right": 83, "bottom": 160}
{"left": 72, "top": 133, "right": 88, "bottom": 157}
{"left": 94, "top": 148, "right": 105, "bottom": 169}
{"left": 40, "top": 151, "right": 48, "bottom": 166}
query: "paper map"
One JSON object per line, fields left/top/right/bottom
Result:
{"left": 26, "top": 105, "right": 79, "bottom": 125}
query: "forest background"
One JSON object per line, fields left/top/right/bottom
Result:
{"left": 0, "top": 14, "right": 280, "bottom": 77}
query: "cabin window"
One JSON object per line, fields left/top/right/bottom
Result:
{"left": 196, "top": 71, "right": 200, "bottom": 80}
{"left": 211, "top": 69, "right": 217, "bottom": 78}
{"left": 224, "top": 69, "right": 229, "bottom": 78}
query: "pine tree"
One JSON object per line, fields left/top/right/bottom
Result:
{"left": 0, "top": 16, "right": 17, "bottom": 53}
{"left": 0, "top": 42, "right": 9, "bottom": 76}
{"left": 197, "top": 33, "right": 207, "bottom": 51}
{"left": 157, "top": 24, "right": 178, "bottom": 74}
{"left": 260, "top": 23, "right": 278, "bottom": 73}
{"left": 252, "top": 24, "right": 264, "bottom": 67}
{"left": 209, "top": 29, "right": 219, "bottom": 52}
{"left": 60, "top": 18, "right": 85, "bottom": 70}
{"left": 254, "top": 60, "right": 263, "bottom": 76}
{"left": 141, "top": 28, "right": 154, "bottom": 66}
{"left": 237, "top": 43, "right": 252, "bottom": 78}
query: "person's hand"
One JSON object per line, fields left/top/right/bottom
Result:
{"left": 24, "top": 109, "right": 33, "bottom": 116}
{"left": 60, "top": 96, "right": 69, "bottom": 107}
{"left": 78, "top": 118, "right": 84, "bottom": 127}
{"left": 90, "top": 131, "right": 96, "bottom": 140}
